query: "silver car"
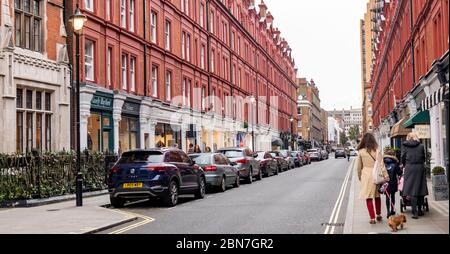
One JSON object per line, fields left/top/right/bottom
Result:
{"left": 218, "top": 148, "right": 262, "bottom": 184}
{"left": 307, "top": 149, "right": 322, "bottom": 161}
{"left": 189, "top": 153, "right": 240, "bottom": 192}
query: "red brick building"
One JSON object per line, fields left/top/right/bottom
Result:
{"left": 371, "top": 0, "right": 449, "bottom": 169}
{"left": 67, "top": 0, "right": 298, "bottom": 153}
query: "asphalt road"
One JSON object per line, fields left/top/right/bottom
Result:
{"left": 100, "top": 156, "right": 354, "bottom": 234}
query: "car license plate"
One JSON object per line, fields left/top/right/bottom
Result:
{"left": 123, "top": 183, "right": 143, "bottom": 189}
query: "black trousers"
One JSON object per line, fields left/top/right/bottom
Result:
{"left": 411, "top": 196, "right": 424, "bottom": 215}
{"left": 386, "top": 192, "right": 396, "bottom": 216}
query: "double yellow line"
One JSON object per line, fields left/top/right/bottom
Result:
{"left": 324, "top": 160, "right": 353, "bottom": 234}
{"left": 108, "top": 209, "right": 155, "bottom": 234}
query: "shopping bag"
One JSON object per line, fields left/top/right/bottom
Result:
{"left": 372, "top": 150, "right": 388, "bottom": 185}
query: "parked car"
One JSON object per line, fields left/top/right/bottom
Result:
{"left": 217, "top": 148, "right": 262, "bottom": 183}
{"left": 349, "top": 148, "right": 358, "bottom": 157}
{"left": 269, "top": 151, "right": 289, "bottom": 171}
{"left": 279, "top": 150, "right": 295, "bottom": 169}
{"left": 188, "top": 153, "right": 240, "bottom": 192}
{"left": 255, "top": 151, "right": 279, "bottom": 177}
{"left": 108, "top": 148, "right": 206, "bottom": 208}
{"left": 290, "top": 151, "right": 303, "bottom": 167}
{"left": 321, "top": 149, "right": 329, "bottom": 160}
{"left": 307, "top": 149, "right": 322, "bottom": 161}
{"left": 335, "top": 148, "right": 347, "bottom": 159}
{"left": 301, "top": 150, "right": 312, "bottom": 164}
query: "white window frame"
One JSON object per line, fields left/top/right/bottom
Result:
{"left": 107, "top": 47, "right": 112, "bottom": 86}
{"left": 85, "top": 0, "right": 94, "bottom": 12}
{"left": 181, "top": 32, "right": 185, "bottom": 59}
{"left": 130, "top": 57, "right": 136, "bottom": 92}
{"left": 201, "top": 45, "right": 205, "bottom": 69}
{"left": 199, "top": 3, "right": 204, "bottom": 28}
{"left": 120, "top": 0, "right": 126, "bottom": 28}
{"left": 211, "top": 49, "right": 215, "bottom": 72}
{"left": 106, "top": 0, "right": 111, "bottom": 20}
{"left": 166, "top": 71, "right": 171, "bottom": 101}
{"left": 129, "top": 0, "right": 135, "bottom": 32}
{"left": 85, "top": 40, "right": 94, "bottom": 81}
{"left": 122, "top": 54, "right": 128, "bottom": 90}
{"left": 165, "top": 20, "right": 171, "bottom": 50}
{"left": 201, "top": 87, "right": 206, "bottom": 111}
{"left": 186, "top": 34, "right": 190, "bottom": 62}
{"left": 187, "top": 80, "right": 191, "bottom": 107}
{"left": 152, "top": 65, "right": 158, "bottom": 97}
{"left": 151, "top": 12, "right": 157, "bottom": 43}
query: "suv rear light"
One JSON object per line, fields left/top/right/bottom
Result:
{"left": 146, "top": 166, "right": 169, "bottom": 171}
{"left": 236, "top": 158, "right": 248, "bottom": 164}
{"left": 204, "top": 166, "right": 217, "bottom": 172}
{"left": 110, "top": 166, "right": 119, "bottom": 174}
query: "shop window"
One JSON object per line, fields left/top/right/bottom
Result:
{"left": 119, "top": 117, "right": 139, "bottom": 153}
{"left": 88, "top": 112, "right": 113, "bottom": 153}
{"left": 155, "top": 123, "right": 181, "bottom": 148}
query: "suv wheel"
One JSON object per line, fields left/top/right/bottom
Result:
{"left": 110, "top": 197, "right": 125, "bottom": 208}
{"left": 219, "top": 177, "right": 226, "bottom": 192}
{"left": 163, "top": 180, "right": 179, "bottom": 207}
{"left": 195, "top": 177, "right": 206, "bottom": 199}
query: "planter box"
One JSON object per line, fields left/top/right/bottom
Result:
{"left": 432, "top": 174, "right": 449, "bottom": 201}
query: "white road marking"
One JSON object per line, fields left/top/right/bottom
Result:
{"left": 324, "top": 159, "right": 353, "bottom": 234}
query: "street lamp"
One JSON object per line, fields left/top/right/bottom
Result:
{"left": 290, "top": 116, "right": 294, "bottom": 151}
{"left": 69, "top": 4, "right": 87, "bottom": 207}
{"left": 249, "top": 96, "right": 256, "bottom": 152}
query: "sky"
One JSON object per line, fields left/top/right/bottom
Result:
{"left": 262, "top": 0, "right": 368, "bottom": 111}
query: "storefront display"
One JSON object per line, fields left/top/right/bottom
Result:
{"left": 88, "top": 92, "right": 114, "bottom": 152}
{"left": 155, "top": 123, "right": 181, "bottom": 148}
{"left": 119, "top": 100, "right": 141, "bottom": 153}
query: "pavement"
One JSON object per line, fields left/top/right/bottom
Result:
{"left": 0, "top": 194, "right": 137, "bottom": 234}
{"left": 343, "top": 160, "right": 449, "bottom": 234}
{"left": 99, "top": 157, "right": 352, "bottom": 234}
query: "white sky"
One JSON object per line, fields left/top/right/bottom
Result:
{"left": 262, "top": 0, "right": 368, "bottom": 111}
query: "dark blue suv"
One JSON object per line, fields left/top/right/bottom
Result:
{"left": 108, "top": 148, "right": 206, "bottom": 207}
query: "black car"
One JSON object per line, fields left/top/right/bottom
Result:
{"left": 335, "top": 148, "right": 347, "bottom": 159}
{"left": 255, "top": 151, "right": 279, "bottom": 177}
{"left": 108, "top": 149, "right": 206, "bottom": 207}
{"left": 270, "top": 151, "right": 289, "bottom": 171}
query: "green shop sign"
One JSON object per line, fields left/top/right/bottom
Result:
{"left": 91, "top": 93, "right": 113, "bottom": 111}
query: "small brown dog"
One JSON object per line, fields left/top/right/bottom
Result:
{"left": 388, "top": 214, "right": 407, "bottom": 232}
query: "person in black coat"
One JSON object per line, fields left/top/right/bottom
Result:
{"left": 401, "top": 133, "right": 429, "bottom": 219}
{"left": 383, "top": 149, "right": 403, "bottom": 218}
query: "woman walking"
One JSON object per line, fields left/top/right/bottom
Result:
{"left": 382, "top": 148, "right": 403, "bottom": 218}
{"left": 401, "top": 133, "right": 429, "bottom": 219}
{"left": 356, "top": 133, "right": 388, "bottom": 224}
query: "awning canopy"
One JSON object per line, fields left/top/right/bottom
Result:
{"left": 420, "top": 83, "right": 448, "bottom": 111}
{"left": 402, "top": 111, "right": 430, "bottom": 128}
{"left": 391, "top": 117, "right": 411, "bottom": 138}
{"left": 271, "top": 137, "right": 284, "bottom": 147}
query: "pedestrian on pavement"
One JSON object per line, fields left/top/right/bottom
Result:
{"left": 188, "top": 143, "right": 195, "bottom": 154}
{"left": 401, "top": 132, "right": 429, "bottom": 219}
{"left": 382, "top": 148, "right": 403, "bottom": 218}
{"left": 356, "top": 133, "right": 389, "bottom": 224}
{"left": 194, "top": 144, "right": 202, "bottom": 153}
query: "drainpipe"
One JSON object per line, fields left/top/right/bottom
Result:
{"left": 143, "top": 0, "right": 147, "bottom": 97}
{"left": 206, "top": 0, "right": 212, "bottom": 108}
{"left": 409, "top": 0, "right": 416, "bottom": 84}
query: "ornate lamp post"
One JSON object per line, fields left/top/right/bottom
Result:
{"left": 290, "top": 116, "right": 294, "bottom": 150}
{"left": 250, "top": 96, "right": 256, "bottom": 152}
{"left": 69, "top": 4, "right": 87, "bottom": 207}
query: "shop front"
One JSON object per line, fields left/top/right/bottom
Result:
{"left": 119, "top": 99, "right": 141, "bottom": 154}
{"left": 185, "top": 124, "right": 198, "bottom": 149}
{"left": 155, "top": 123, "right": 182, "bottom": 148}
{"left": 88, "top": 92, "right": 114, "bottom": 153}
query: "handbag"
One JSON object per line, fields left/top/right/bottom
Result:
{"left": 398, "top": 175, "right": 404, "bottom": 192}
{"left": 370, "top": 150, "right": 389, "bottom": 185}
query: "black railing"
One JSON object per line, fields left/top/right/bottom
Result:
{"left": 0, "top": 151, "right": 118, "bottom": 202}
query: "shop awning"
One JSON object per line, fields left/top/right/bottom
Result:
{"left": 402, "top": 111, "right": 430, "bottom": 128}
{"left": 391, "top": 117, "right": 411, "bottom": 138}
{"left": 420, "top": 83, "right": 448, "bottom": 111}
{"left": 271, "top": 137, "right": 284, "bottom": 147}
